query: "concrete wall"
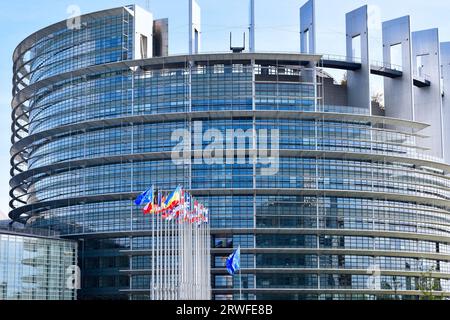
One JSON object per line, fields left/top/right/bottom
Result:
{"left": 346, "top": 6, "right": 371, "bottom": 113}
{"left": 133, "top": 5, "right": 153, "bottom": 60}
{"left": 383, "top": 16, "right": 414, "bottom": 122}
{"left": 300, "top": 0, "right": 316, "bottom": 54}
{"left": 412, "top": 29, "right": 444, "bottom": 159}
{"left": 440, "top": 42, "right": 450, "bottom": 163}
{"left": 189, "top": 0, "right": 201, "bottom": 54}
{"left": 323, "top": 78, "right": 348, "bottom": 107}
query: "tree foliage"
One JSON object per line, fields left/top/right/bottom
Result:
{"left": 417, "top": 267, "right": 444, "bottom": 300}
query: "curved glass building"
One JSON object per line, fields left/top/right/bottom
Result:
{"left": 9, "top": 3, "right": 450, "bottom": 300}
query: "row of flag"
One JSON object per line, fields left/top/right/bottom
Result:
{"left": 137, "top": 185, "right": 241, "bottom": 276}
{"left": 135, "top": 185, "right": 209, "bottom": 225}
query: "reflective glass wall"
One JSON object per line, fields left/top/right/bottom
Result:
{"left": 0, "top": 231, "right": 77, "bottom": 300}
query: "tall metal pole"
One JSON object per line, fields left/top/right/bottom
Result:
{"left": 151, "top": 214, "right": 155, "bottom": 300}
{"left": 171, "top": 219, "right": 174, "bottom": 300}
{"left": 239, "top": 267, "right": 243, "bottom": 300}
{"left": 155, "top": 210, "right": 159, "bottom": 300}
{"left": 164, "top": 218, "right": 167, "bottom": 299}
{"left": 249, "top": 0, "right": 255, "bottom": 52}
{"left": 157, "top": 209, "right": 161, "bottom": 299}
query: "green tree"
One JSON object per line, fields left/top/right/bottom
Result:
{"left": 417, "top": 267, "right": 444, "bottom": 300}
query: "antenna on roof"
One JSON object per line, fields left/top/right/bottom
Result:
{"left": 230, "top": 32, "right": 246, "bottom": 53}
{"left": 146, "top": 0, "right": 150, "bottom": 10}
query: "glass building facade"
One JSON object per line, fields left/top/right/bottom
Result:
{"left": 9, "top": 5, "right": 450, "bottom": 299}
{"left": 0, "top": 228, "right": 77, "bottom": 300}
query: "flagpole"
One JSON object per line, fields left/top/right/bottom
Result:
{"left": 238, "top": 245, "right": 242, "bottom": 300}
{"left": 151, "top": 211, "right": 154, "bottom": 300}
{"left": 239, "top": 268, "right": 242, "bottom": 300}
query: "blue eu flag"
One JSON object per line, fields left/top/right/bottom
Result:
{"left": 134, "top": 186, "right": 154, "bottom": 206}
{"left": 226, "top": 246, "right": 241, "bottom": 275}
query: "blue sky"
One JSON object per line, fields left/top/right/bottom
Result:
{"left": 0, "top": 0, "right": 450, "bottom": 219}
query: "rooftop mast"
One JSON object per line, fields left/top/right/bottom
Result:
{"left": 249, "top": 0, "right": 255, "bottom": 52}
